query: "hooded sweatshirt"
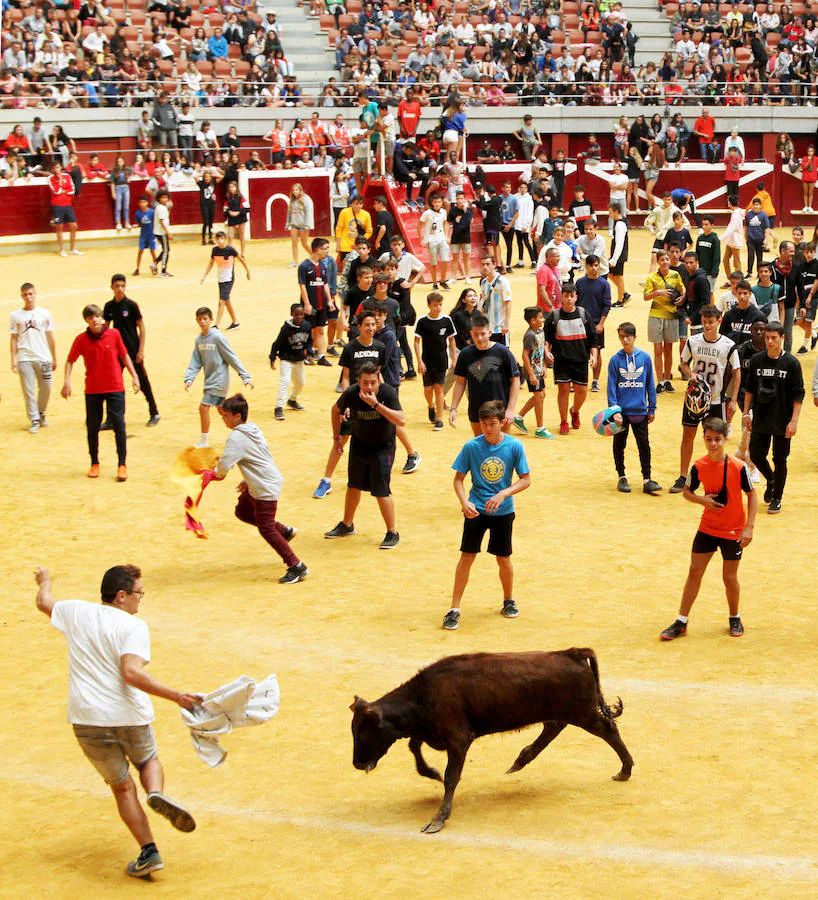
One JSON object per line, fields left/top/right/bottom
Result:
{"left": 607, "top": 347, "right": 657, "bottom": 416}
{"left": 269, "top": 318, "right": 313, "bottom": 363}
{"left": 216, "top": 422, "right": 283, "bottom": 500}
{"left": 184, "top": 327, "right": 251, "bottom": 396}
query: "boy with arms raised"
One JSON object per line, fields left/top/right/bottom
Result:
{"left": 443, "top": 400, "right": 531, "bottom": 630}
{"left": 660, "top": 417, "right": 757, "bottom": 641}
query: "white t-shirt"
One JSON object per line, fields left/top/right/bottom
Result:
{"left": 680, "top": 333, "right": 740, "bottom": 400}
{"left": 154, "top": 203, "right": 170, "bottom": 236}
{"left": 9, "top": 306, "right": 54, "bottom": 362}
{"left": 609, "top": 172, "right": 628, "bottom": 201}
{"left": 50, "top": 600, "right": 154, "bottom": 727}
{"left": 380, "top": 249, "right": 423, "bottom": 282}
{"left": 420, "top": 208, "right": 447, "bottom": 245}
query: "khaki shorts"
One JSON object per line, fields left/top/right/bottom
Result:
{"left": 647, "top": 315, "right": 680, "bottom": 344}
{"left": 73, "top": 723, "right": 157, "bottom": 785}
{"left": 450, "top": 243, "right": 471, "bottom": 255}
{"left": 427, "top": 241, "right": 451, "bottom": 265}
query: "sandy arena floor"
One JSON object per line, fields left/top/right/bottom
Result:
{"left": 1, "top": 229, "right": 817, "bottom": 898}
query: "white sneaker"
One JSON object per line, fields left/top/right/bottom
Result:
{"left": 194, "top": 439, "right": 210, "bottom": 449}
{"left": 287, "top": 261, "right": 298, "bottom": 268}
{"left": 69, "top": 249, "right": 84, "bottom": 255}
{"left": 464, "top": 277, "right": 473, "bottom": 285}
{"left": 29, "top": 421, "right": 40, "bottom": 434}
{"left": 59, "top": 250, "right": 67, "bottom": 257}
{"left": 750, "top": 465, "right": 761, "bottom": 484}
{"left": 116, "top": 224, "right": 122, "bottom": 232}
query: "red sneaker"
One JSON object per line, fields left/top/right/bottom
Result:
{"left": 570, "top": 407, "right": 581, "bottom": 429}
{"left": 87, "top": 464, "right": 100, "bottom": 478}
{"left": 559, "top": 421, "right": 570, "bottom": 435}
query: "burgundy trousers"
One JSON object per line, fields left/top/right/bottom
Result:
{"left": 235, "top": 491, "right": 299, "bottom": 568}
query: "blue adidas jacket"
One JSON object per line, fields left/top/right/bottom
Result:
{"left": 607, "top": 347, "right": 656, "bottom": 417}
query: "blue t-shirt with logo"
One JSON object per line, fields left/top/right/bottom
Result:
{"left": 452, "top": 434, "right": 529, "bottom": 516}
{"left": 135, "top": 207, "right": 155, "bottom": 239}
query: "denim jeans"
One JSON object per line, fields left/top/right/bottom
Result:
{"left": 114, "top": 183, "right": 130, "bottom": 226}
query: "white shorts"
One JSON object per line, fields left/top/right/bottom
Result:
{"left": 427, "top": 241, "right": 451, "bottom": 265}
{"left": 443, "top": 129, "right": 459, "bottom": 145}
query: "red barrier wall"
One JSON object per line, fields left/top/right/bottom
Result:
{"left": 241, "top": 170, "right": 332, "bottom": 240}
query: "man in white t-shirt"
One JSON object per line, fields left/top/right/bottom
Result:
{"left": 35, "top": 563, "right": 200, "bottom": 879}
{"left": 9, "top": 282, "right": 57, "bottom": 433}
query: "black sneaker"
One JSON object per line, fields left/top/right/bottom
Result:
{"left": 811, "top": 334, "right": 818, "bottom": 350}
{"left": 729, "top": 616, "right": 744, "bottom": 637}
{"left": 643, "top": 479, "right": 663, "bottom": 494}
{"left": 763, "top": 483, "right": 774, "bottom": 504}
{"left": 327, "top": 346, "right": 340, "bottom": 357}
{"left": 279, "top": 562, "right": 308, "bottom": 584}
{"left": 432, "top": 282, "right": 439, "bottom": 290}
{"left": 147, "top": 414, "right": 161, "bottom": 427}
{"left": 622, "top": 292, "right": 631, "bottom": 305}
{"left": 439, "top": 280, "right": 450, "bottom": 290}
{"left": 226, "top": 322, "right": 240, "bottom": 330}
{"left": 669, "top": 475, "right": 687, "bottom": 493}
{"left": 767, "top": 498, "right": 782, "bottom": 514}
{"left": 656, "top": 382, "right": 665, "bottom": 395}
{"left": 428, "top": 406, "right": 436, "bottom": 423}
{"left": 325, "top": 521, "right": 356, "bottom": 538}
{"left": 99, "top": 420, "right": 114, "bottom": 431}
{"left": 617, "top": 476, "right": 631, "bottom": 493}
{"left": 274, "top": 407, "right": 285, "bottom": 421}
{"left": 404, "top": 370, "right": 417, "bottom": 380}
{"left": 797, "top": 345, "right": 809, "bottom": 355}
{"left": 663, "top": 380, "right": 675, "bottom": 393}
{"left": 147, "top": 792, "right": 196, "bottom": 832}
{"left": 434, "top": 419, "right": 444, "bottom": 430}
{"left": 379, "top": 530, "right": 401, "bottom": 549}
{"left": 502, "top": 599, "right": 520, "bottom": 618}
{"left": 127, "top": 848, "right": 164, "bottom": 878}
{"left": 402, "top": 452, "right": 421, "bottom": 474}
{"left": 442, "top": 609, "right": 460, "bottom": 630}
{"left": 287, "top": 399, "right": 306, "bottom": 410}
{"left": 660, "top": 619, "right": 687, "bottom": 641}
{"left": 317, "top": 356, "right": 333, "bottom": 367}
{"left": 281, "top": 525, "right": 297, "bottom": 541}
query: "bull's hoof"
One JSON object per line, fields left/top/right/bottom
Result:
{"left": 426, "top": 769, "right": 443, "bottom": 782}
{"left": 506, "top": 762, "right": 522, "bottom": 774}
{"left": 611, "top": 770, "right": 631, "bottom": 781}
{"left": 421, "top": 819, "right": 446, "bottom": 834}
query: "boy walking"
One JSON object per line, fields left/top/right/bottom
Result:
{"left": 9, "top": 282, "right": 56, "bottom": 433}
{"left": 183, "top": 306, "right": 253, "bottom": 448}
{"left": 607, "top": 322, "right": 661, "bottom": 494}
{"left": 443, "top": 400, "right": 531, "bottom": 630}
{"left": 154, "top": 191, "right": 173, "bottom": 277}
{"left": 200, "top": 231, "right": 250, "bottom": 331}
{"left": 660, "top": 417, "right": 757, "bottom": 641}
{"left": 62, "top": 304, "right": 140, "bottom": 481}
{"left": 418, "top": 193, "right": 451, "bottom": 289}
{"left": 133, "top": 195, "right": 159, "bottom": 276}
{"left": 575, "top": 254, "right": 611, "bottom": 392}
{"left": 479, "top": 255, "right": 512, "bottom": 344}
{"left": 214, "top": 394, "right": 308, "bottom": 584}
{"left": 414, "top": 291, "right": 457, "bottom": 430}
{"left": 269, "top": 302, "right": 312, "bottom": 421}
{"left": 513, "top": 306, "right": 554, "bottom": 438}
{"left": 298, "top": 237, "right": 336, "bottom": 365}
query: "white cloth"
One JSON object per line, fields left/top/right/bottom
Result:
{"left": 181, "top": 674, "right": 280, "bottom": 767}
{"left": 51, "top": 600, "right": 154, "bottom": 727}
{"left": 9, "top": 306, "right": 54, "bottom": 362}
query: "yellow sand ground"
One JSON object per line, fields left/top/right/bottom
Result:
{"left": 1, "top": 230, "right": 817, "bottom": 898}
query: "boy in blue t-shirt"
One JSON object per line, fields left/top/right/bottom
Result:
{"left": 443, "top": 400, "right": 531, "bottom": 630}
{"left": 133, "top": 194, "right": 159, "bottom": 276}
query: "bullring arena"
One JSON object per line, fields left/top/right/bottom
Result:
{"left": 3, "top": 0, "right": 818, "bottom": 891}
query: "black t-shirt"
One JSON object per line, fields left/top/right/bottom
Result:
{"left": 414, "top": 313, "right": 456, "bottom": 369}
{"left": 451, "top": 306, "right": 474, "bottom": 350}
{"left": 337, "top": 383, "right": 401, "bottom": 455}
{"left": 298, "top": 258, "right": 330, "bottom": 311}
{"left": 356, "top": 295, "right": 401, "bottom": 333}
{"left": 389, "top": 281, "right": 415, "bottom": 325}
{"left": 447, "top": 206, "right": 473, "bottom": 244}
{"left": 477, "top": 195, "right": 502, "bottom": 232}
{"left": 102, "top": 296, "right": 142, "bottom": 357}
{"left": 795, "top": 258, "right": 818, "bottom": 303}
{"left": 375, "top": 209, "right": 395, "bottom": 255}
{"left": 544, "top": 307, "right": 598, "bottom": 365}
{"left": 345, "top": 283, "right": 374, "bottom": 314}
{"left": 745, "top": 349, "right": 805, "bottom": 434}
{"left": 453, "top": 342, "right": 520, "bottom": 419}
{"left": 199, "top": 180, "right": 217, "bottom": 203}
{"left": 339, "top": 337, "right": 386, "bottom": 379}
{"left": 737, "top": 338, "right": 764, "bottom": 409}
{"left": 720, "top": 304, "right": 767, "bottom": 345}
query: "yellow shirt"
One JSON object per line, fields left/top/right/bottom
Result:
{"left": 335, "top": 207, "right": 373, "bottom": 253}
{"left": 746, "top": 190, "right": 776, "bottom": 218}
{"left": 644, "top": 268, "right": 685, "bottom": 319}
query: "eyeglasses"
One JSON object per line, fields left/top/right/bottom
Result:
{"left": 129, "top": 590, "right": 146, "bottom": 599}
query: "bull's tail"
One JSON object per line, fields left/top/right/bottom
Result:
{"left": 568, "top": 647, "right": 623, "bottom": 721}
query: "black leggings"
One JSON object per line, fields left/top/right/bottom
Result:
{"left": 86, "top": 391, "right": 126, "bottom": 465}
{"left": 133, "top": 361, "right": 158, "bottom": 418}
{"left": 502, "top": 228, "right": 515, "bottom": 267}
{"left": 749, "top": 432, "right": 791, "bottom": 500}
{"left": 747, "top": 239, "right": 764, "bottom": 275}
{"left": 612, "top": 414, "right": 651, "bottom": 479}
{"left": 201, "top": 200, "right": 216, "bottom": 241}
{"left": 515, "top": 229, "right": 536, "bottom": 264}
{"left": 156, "top": 234, "right": 170, "bottom": 273}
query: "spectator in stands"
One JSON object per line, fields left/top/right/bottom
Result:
{"left": 151, "top": 91, "right": 178, "bottom": 149}
{"left": 208, "top": 26, "right": 229, "bottom": 62}
{"left": 440, "top": 97, "right": 467, "bottom": 161}
{"left": 693, "top": 107, "right": 720, "bottom": 163}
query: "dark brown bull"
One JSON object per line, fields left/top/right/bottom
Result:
{"left": 350, "top": 648, "right": 633, "bottom": 833}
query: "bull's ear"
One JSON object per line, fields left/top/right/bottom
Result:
{"left": 349, "top": 695, "right": 367, "bottom": 712}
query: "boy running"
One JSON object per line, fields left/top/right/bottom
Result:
{"left": 200, "top": 231, "right": 250, "bottom": 330}
{"left": 607, "top": 322, "right": 661, "bottom": 494}
{"left": 443, "top": 400, "right": 531, "bottom": 630}
{"left": 214, "top": 393, "right": 308, "bottom": 584}
{"left": 269, "top": 302, "right": 312, "bottom": 421}
{"left": 414, "top": 291, "right": 457, "bottom": 430}
{"left": 513, "top": 306, "right": 554, "bottom": 438}
{"left": 183, "top": 306, "right": 253, "bottom": 448}
{"left": 660, "top": 417, "right": 757, "bottom": 641}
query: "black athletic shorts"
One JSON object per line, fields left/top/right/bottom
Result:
{"left": 347, "top": 449, "right": 394, "bottom": 497}
{"left": 460, "top": 511, "right": 515, "bottom": 557}
{"left": 307, "top": 307, "right": 329, "bottom": 328}
{"left": 554, "top": 358, "right": 589, "bottom": 385}
{"left": 485, "top": 230, "right": 499, "bottom": 247}
{"left": 682, "top": 400, "right": 724, "bottom": 429}
{"left": 422, "top": 367, "right": 446, "bottom": 387}
{"left": 527, "top": 375, "right": 545, "bottom": 393}
{"left": 218, "top": 279, "right": 234, "bottom": 301}
{"left": 51, "top": 205, "right": 76, "bottom": 225}
{"left": 610, "top": 257, "right": 626, "bottom": 277}
{"left": 595, "top": 328, "right": 605, "bottom": 349}
{"left": 692, "top": 529, "right": 743, "bottom": 560}
{"left": 328, "top": 307, "right": 339, "bottom": 321}
{"left": 652, "top": 237, "right": 666, "bottom": 253}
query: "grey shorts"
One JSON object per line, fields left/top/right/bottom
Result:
{"left": 201, "top": 391, "right": 227, "bottom": 407}
{"left": 647, "top": 316, "right": 680, "bottom": 344}
{"left": 806, "top": 296, "right": 818, "bottom": 322}
{"left": 450, "top": 243, "right": 471, "bottom": 255}
{"left": 73, "top": 723, "right": 157, "bottom": 785}
{"left": 427, "top": 241, "right": 451, "bottom": 265}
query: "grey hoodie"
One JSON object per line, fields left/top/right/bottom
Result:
{"left": 184, "top": 327, "right": 251, "bottom": 397}
{"left": 216, "top": 422, "right": 283, "bottom": 500}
